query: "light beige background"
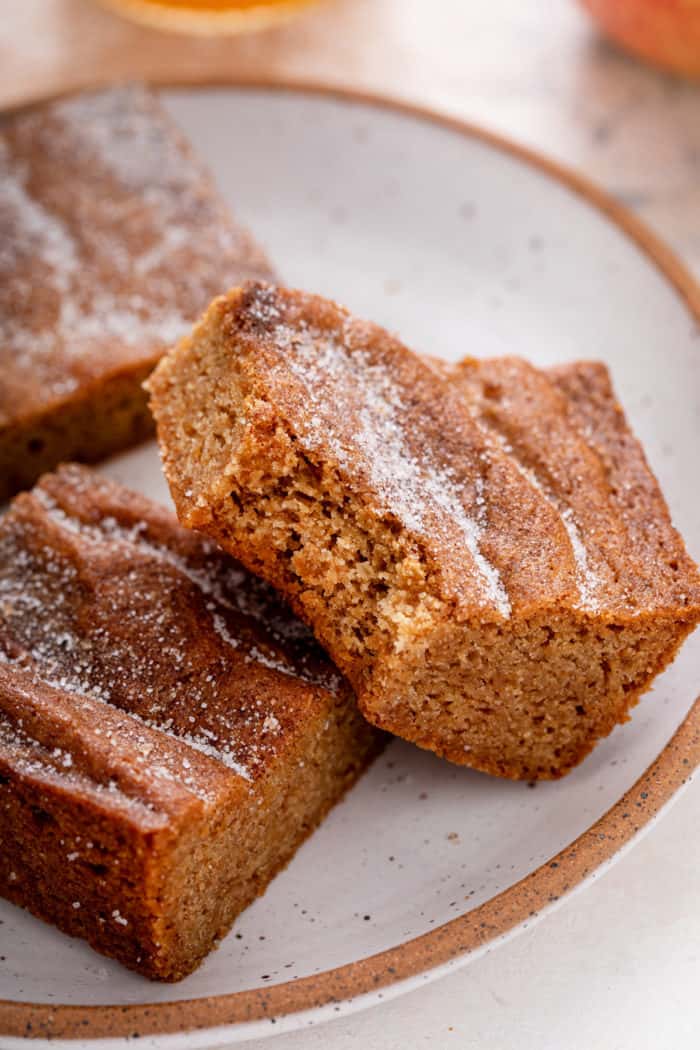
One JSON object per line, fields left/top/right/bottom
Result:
{"left": 2, "top": 0, "right": 700, "bottom": 274}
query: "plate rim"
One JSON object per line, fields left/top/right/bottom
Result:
{"left": 1, "top": 77, "right": 699, "bottom": 1043}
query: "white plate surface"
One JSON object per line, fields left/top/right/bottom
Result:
{"left": 1, "top": 85, "right": 699, "bottom": 1048}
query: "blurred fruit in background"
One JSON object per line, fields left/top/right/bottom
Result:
{"left": 96, "top": 0, "right": 322, "bottom": 34}
{"left": 580, "top": 0, "right": 700, "bottom": 77}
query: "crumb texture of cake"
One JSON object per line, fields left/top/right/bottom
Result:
{"left": 0, "top": 84, "right": 275, "bottom": 500}
{"left": 0, "top": 464, "right": 381, "bottom": 980}
{"left": 148, "top": 282, "right": 700, "bottom": 780}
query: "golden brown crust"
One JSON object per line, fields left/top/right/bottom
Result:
{"left": 452, "top": 355, "right": 699, "bottom": 611}
{"left": 148, "top": 282, "right": 700, "bottom": 780}
{"left": 0, "top": 464, "right": 383, "bottom": 979}
{"left": 0, "top": 84, "right": 275, "bottom": 500}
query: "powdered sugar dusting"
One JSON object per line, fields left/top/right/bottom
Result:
{"left": 0, "top": 106, "right": 192, "bottom": 377}
{"left": 32, "top": 486, "right": 333, "bottom": 689}
{"left": 0, "top": 714, "right": 169, "bottom": 824}
{"left": 561, "top": 509, "right": 600, "bottom": 612}
{"left": 0, "top": 146, "right": 79, "bottom": 279}
{"left": 0, "top": 84, "right": 272, "bottom": 418}
{"left": 264, "top": 315, "right": 511, "bottom": 617}
{"left": 0, "top": 469, "right": 343, "bottom": 807}
{"left": 483, "top": 426, "right": 601, "bottom": 612}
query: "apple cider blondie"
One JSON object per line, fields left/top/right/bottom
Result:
{"left": 0, "top": 84, "right": 274, "bottom": 500}
{"left": 147, "top": 283, "right": 700, "bottom": 780}
{"left": 0, "top": 464, "right": 381, "bottom": 979}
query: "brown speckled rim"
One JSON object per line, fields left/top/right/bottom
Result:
{"left": 1, "top": 79, "right": 700, "bottom": 1043}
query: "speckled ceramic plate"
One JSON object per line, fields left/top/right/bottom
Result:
{"left": 1, "top": 83, "right": 699, "bottom": 1049}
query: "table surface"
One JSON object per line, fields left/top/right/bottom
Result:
{"left": 2, "top": 2, "right": 700, "bottom": 1048}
